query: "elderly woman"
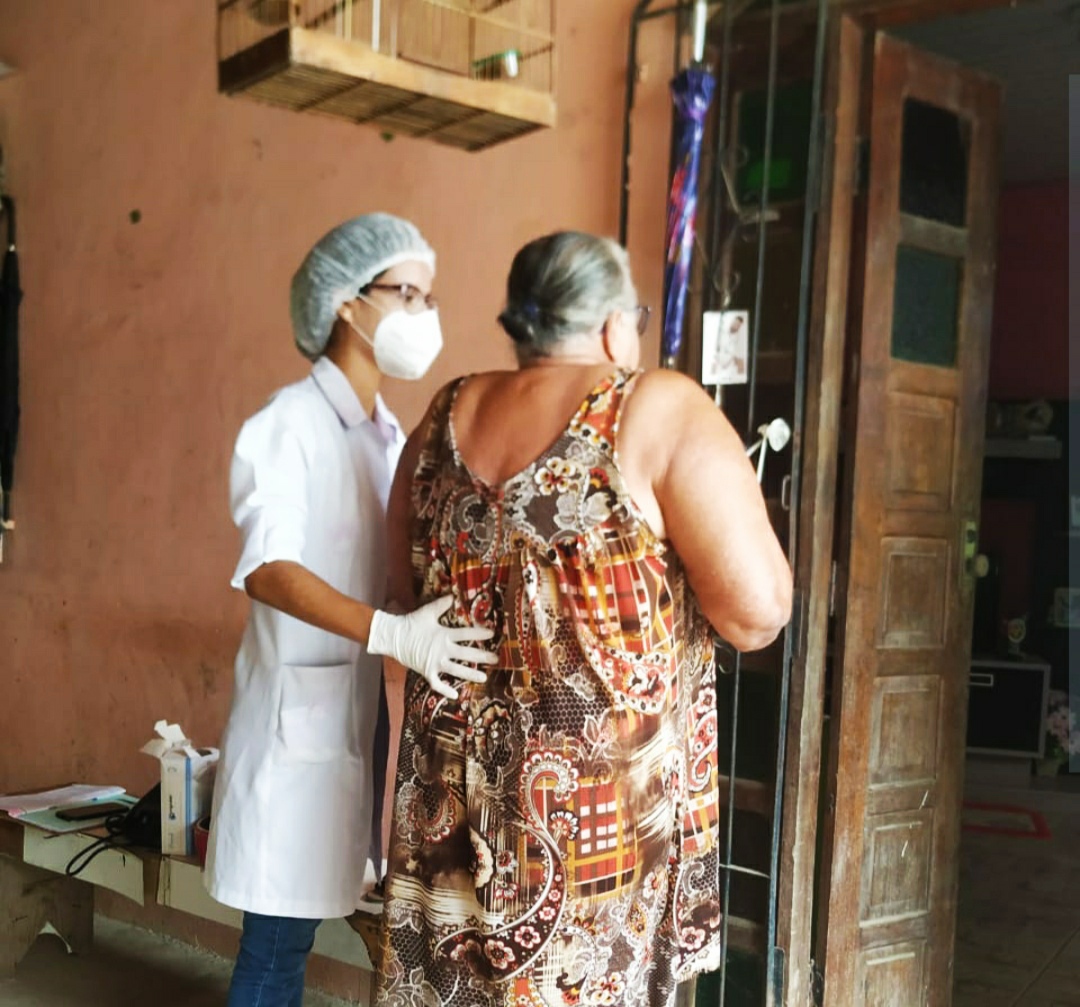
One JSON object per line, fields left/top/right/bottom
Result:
{"left": 377, "top": 232, "right": 792, "bottom": 1007}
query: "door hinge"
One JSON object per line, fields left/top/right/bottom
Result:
{"left": 853, "top": 136, "right": 870, "bottom": 196}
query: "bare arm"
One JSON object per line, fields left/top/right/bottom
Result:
{"left": 621, "top": 370, "right": 793, "bottom": 652}
{"left": 231, "top": 394, "right": 492, "bottom": 692}
{"left": 244, "top": 561, "right": 377, "bottom": 645}
{"left": 246, "top": 557, "right": 493, "bottom": 696}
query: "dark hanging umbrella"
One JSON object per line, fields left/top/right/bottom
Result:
{"left": 661, "top": 66, "right": 715, "bottom": 368}
{"left": 0, "top": 195, "right": 20, "bottom": 534}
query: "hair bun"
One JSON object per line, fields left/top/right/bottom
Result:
{"left": 498, "top": 302, "right": 540, "bottom": 344}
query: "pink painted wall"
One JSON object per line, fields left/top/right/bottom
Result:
{"left": 987, "top": 180, "right": 1070, "bottom": 401}
{"left": 0, "top": 3, "right": 675, "bottom": 798}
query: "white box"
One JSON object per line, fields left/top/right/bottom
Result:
{"left": 142, "top": 721, "right": 218, "bottom": 857}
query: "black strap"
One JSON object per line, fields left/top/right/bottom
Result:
{"left": 64, "top": 809, "right": 137, "bottom": 878}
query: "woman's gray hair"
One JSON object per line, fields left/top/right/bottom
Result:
{"left": 498, "top": 232, "right": 638, "bottom": 357}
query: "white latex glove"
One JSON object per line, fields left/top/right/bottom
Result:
{"left": 368, "top": 596, "right": 496, "bottom": 700}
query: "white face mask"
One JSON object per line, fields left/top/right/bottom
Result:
{"left": 350, "top": 307, "right": 443, "bottom": 381}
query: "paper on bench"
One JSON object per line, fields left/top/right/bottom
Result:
{"left": 0, "top": 784, "right": 126, "bottom": 817}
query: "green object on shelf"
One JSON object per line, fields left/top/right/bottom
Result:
{"left": 743, "top": 157, "right": 793, "bottom": 195}
{"left": 737, "top": 81, "right": 813, "bottom": 205}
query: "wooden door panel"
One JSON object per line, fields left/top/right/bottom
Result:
{"left": 859, "top": 941, "right": 929, "bottom": 1007}
{"left": 861, "top": 808, "right": 934, "bottom": 921}
{"left": 879, "top": 536, "right": 952, "bottom": 649}
{"left": 884, "top": 392, "right": 958, "bottom": 512}
{"left": 818, "top": 26, "right": 1000, "bottom": 1007}
{"left": 890, "top": 361, "right": 964, "bottom": 404}
{"left": 868, "top": 675, "right": 941, "bottom": 789}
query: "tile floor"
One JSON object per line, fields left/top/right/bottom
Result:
{"left": 0, "top": 914, "right": 349, "bottom": 1007}
{"left": 954, "top": 769, "right": 1080, "bottom": 1006}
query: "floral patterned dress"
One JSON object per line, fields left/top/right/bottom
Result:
{"left": 377, "top": 370, "right": 722, "bottom": 1007}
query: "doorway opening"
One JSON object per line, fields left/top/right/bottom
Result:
{"left": 891, "top": 5, "right": 1077, "bottom": 1005}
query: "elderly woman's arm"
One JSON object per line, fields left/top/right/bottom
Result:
{"left": 620, "top": 370, "right": 793, "bottom": 652}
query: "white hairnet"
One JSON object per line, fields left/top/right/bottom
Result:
{"left": 289, "top": 213, "right": 436, "bottom": 359}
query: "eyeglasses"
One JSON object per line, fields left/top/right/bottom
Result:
{"left": 360, "top": 282, "right": 438, "bottom": 315}
{"left": 634, "top": 305, "right": 652, "bottom": 336}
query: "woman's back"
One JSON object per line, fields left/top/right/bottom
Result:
{"left": 448, "top": 362, "right": 792, "bottom": 655}
{"left": 450, "top": 364, "right": 624, "bottom": 484}
{"left": 411, "top": 367, "right": 689, "bottom": 662}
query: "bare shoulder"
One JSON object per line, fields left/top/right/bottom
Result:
{"left": 622, "top": 368, "right": 748, "bottom": 482}
{"left": 617, "top": 370, "right": 710, "bottom": 495}
{"left": 626, "top": 367, "right": 713, "bottom": 409}
{"left": 449, "top": 368, "right": 519, "bottom": 417}
{"left": 621, "top": 368, "right": 718, "bottom": 440}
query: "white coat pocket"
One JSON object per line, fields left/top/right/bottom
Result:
{"left": 277, "top": 663, "right": 354, "bottom": 763}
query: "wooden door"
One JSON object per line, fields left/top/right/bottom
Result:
{"left": 815, "top": 31, "right": 1000, "bottom": 1007}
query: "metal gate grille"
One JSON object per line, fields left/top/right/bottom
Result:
{"left": 619, "top": 2, "right": 830, "bottom": 1002}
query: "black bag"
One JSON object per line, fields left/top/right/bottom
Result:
{"left": 114, "top": 783, "right": 161, "bottom": 848}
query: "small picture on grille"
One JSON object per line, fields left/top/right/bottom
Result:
{"left": 701, "top": 310, "right": 749, "bottom": 386}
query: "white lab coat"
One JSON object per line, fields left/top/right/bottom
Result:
{"left": 205, "top": 358, "right": 404, "bottom": 919}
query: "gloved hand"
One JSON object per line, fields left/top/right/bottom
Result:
{"left": 368, "top": 596, "right": 496, "bottom": 700}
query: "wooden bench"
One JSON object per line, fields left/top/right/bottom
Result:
{"left": 0, "top": 816, "right": 381, "bottom": 989}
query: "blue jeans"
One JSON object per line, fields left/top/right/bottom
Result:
{"left": 369, "top": 669, "right": 390, "bottom": 870}
{"left": 227, "top": 912, "right": 322, "bottom": 1007}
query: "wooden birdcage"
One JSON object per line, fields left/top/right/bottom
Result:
{"left": 218, "top": 0, "right": 556, "bottom": 151}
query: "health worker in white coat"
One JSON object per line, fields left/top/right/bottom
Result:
{"left": 206, "top": 214, "right": 497, "bottom": 1007}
